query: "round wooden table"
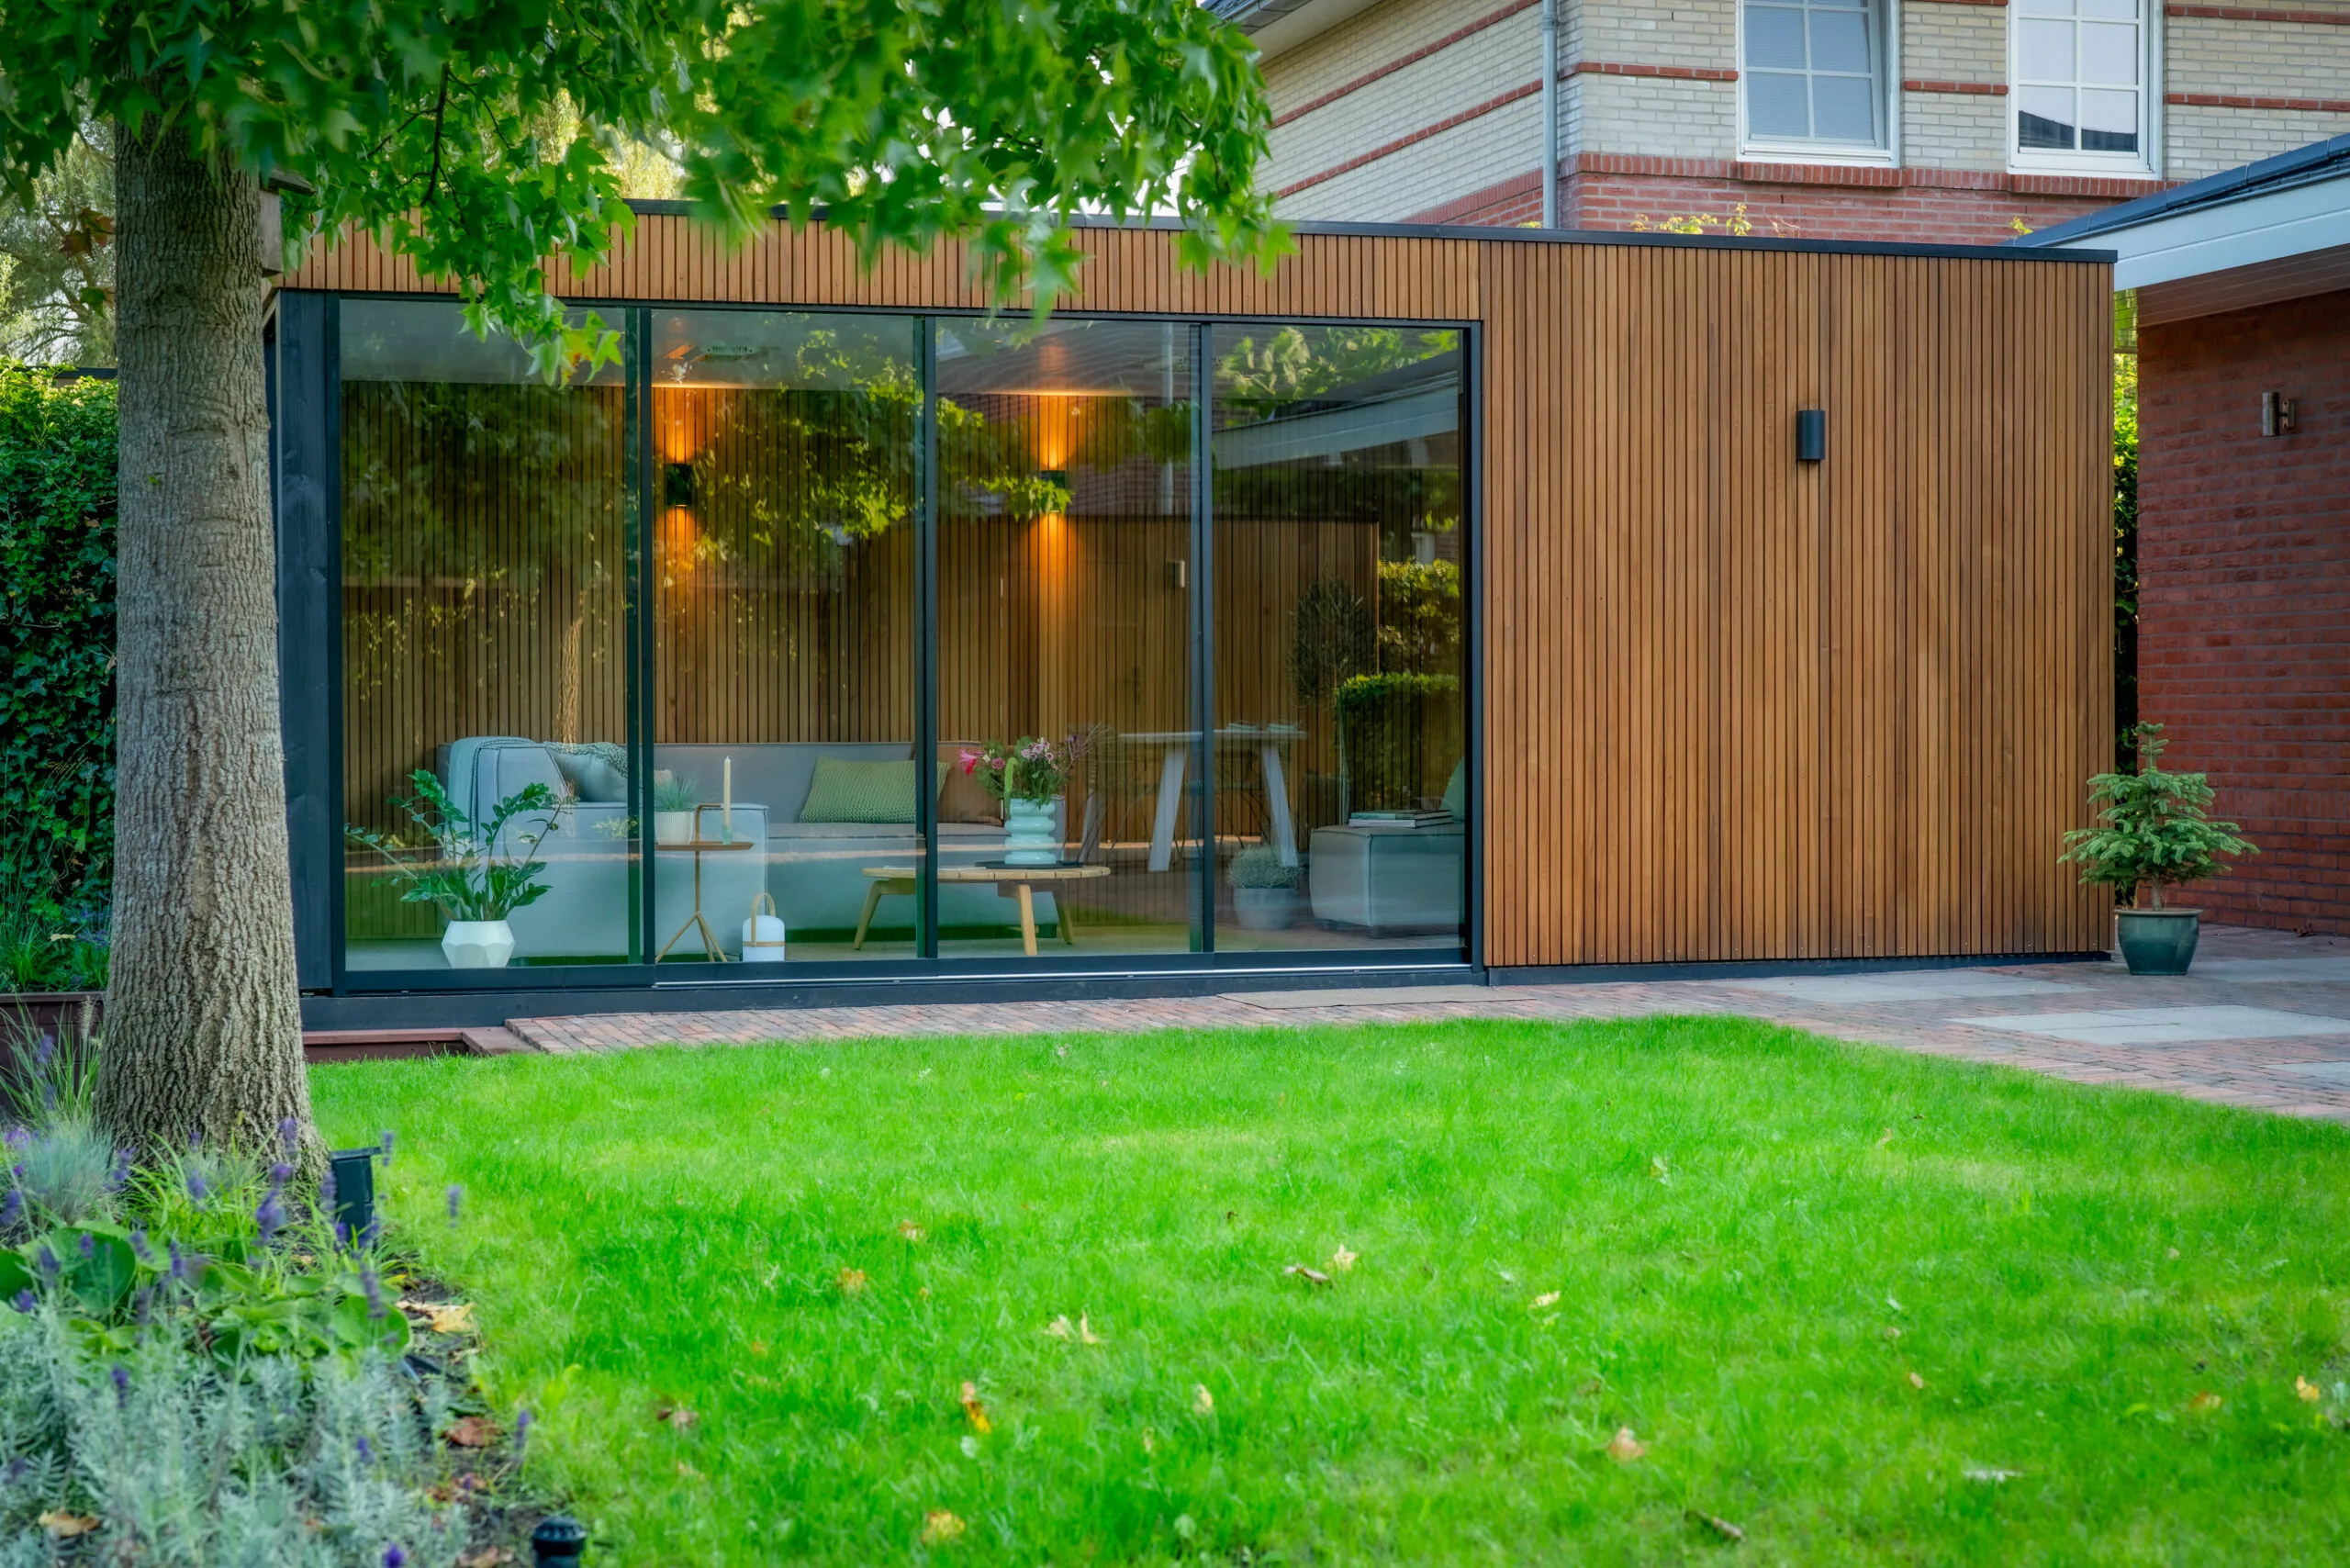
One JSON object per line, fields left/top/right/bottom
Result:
{"left": 856, "top": 862, "right": 1112, "bottom": 956}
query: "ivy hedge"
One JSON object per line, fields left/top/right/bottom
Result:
{"left": 0, "top": 365, "right": 116, "bottom": 941}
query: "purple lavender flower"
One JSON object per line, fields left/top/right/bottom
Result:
{"left": 357, "top": 1435, "right": 374, "bottom": 1464}
{"left": 185, "top": 1167, "right": 211, "bottom": 1204}
{"left": 383, "top": 1546, "right": 406, "bottom": 1568}
{"left": 278, "top": 1117, "right": 299, "bottom": 1159}
{"left": 76, "top": 1233, "right": 94, "bottom": 1262}
{"left": 132, "top": 1287, "right": 152, "bottom": 1327}
{"left": 33, "top": 1245, "right": 58, "bottom": 1282}
{"left": 167, "top": 1239, "right": 188, "bottom": 1282}
{"left": 9, "top": 1290, "right": 32, "bottom": 1314}
{"left": 379, "top": 1130, "right": 396, "bottom": 1166}
{"left": 268, "top": 1161, "right": 294, "bottom": 1190}
{"left": 514, "top": 1407, "right": 532, "bottom": 1461}
{"left": 2, "top": 1126, "right": 24, "bottom": 1151}
{"left": 335, "top": 1220, "right": 353, "bottom": 1250}
{"left": 106, "top": 1148, "right": 130, "bottom": 1193}
{"left": 320, "top": 1166, "right": 338, "bottom": 1207}
{"left": 129, "top": 1228, "right": 155, "bottom": 1266}
{"left": 255, "top": 1195, "right": 285, "bottom": 1245}
{"left": 110, "top": 1365, "right": 128, "bottom": 1405}
{"left": 0, "top": 1189, "right": 22, "bottom": 1230}
{"left": 446, "top": 1184, "right": 463, "bottom": 1225}
{"left": 361, "top": 1266, "right": 385, "bottom": 1320}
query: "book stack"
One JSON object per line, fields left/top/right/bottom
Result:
{"left": 1348, "top": 810, "right": 1455, "bottom": 829}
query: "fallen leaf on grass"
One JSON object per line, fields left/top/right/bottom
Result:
{"left": 960, "top": 1382, "right": 991, "bottom": 1433}
{"left": 898, "top": 1221, "right": 926, "bottom": 1243}
{"left": 1649, "top": 1157, "right": 1670, "bottom": 1184}
{"left": 836, "top": 1268, "right": 868, "bottom": 1295}
{"left": 655, "top": 1405, "right": 698, "bottom": 1430}
{"left": 675, "top": 1460, "right": 701, "bottom": 1480}
{"left": 1876, "top": 1127, "right": 1893, "bottom": 1148}
{"left": 457, "top": 1549, "right": 513, "bottom": 1567}
{"left": 1686, "top": 1509, "right": 1744, "bottom": 1542}
{"left": 1192, "top": 1384, "right": 1215, "bottom": 1417}
{"left": 1080, "top": 1314, "right": 1104, "bottom": 1345}
{"left": 750, "top": 1339, "right": 768, "bottom": 1356}
{"left": 399, "top": 1299, "right": 476, "bottom": 1335}
{"left": 1331, "top": 1246, "right": 1358, "bottom": 1272}
{"left": 1141, "top": 1428, "right": 1157, "bottom": 1454}
{"left": 1883, "top": 1326, "right": 1903, "bottom": 1341}
{"left": 1283, "top": 1264, "right": 1332, "bottom": 1288}
{"left": 2188, "top": 1391, "right": 2224, "bottom": 1414}
{"left": 1531, "top": 1291, "right": 1561, "bottom": 1312}
{"left": 2165, "top": 1247, "right": 2181, "bottom": 1260}
{"left": 2297, "top": 1376, "right": 2323, "bottom": 1403}
{"left": 1886, "top": 1294, "right": 1903, "bottom": 1314}
{"left": 39, "top": 1513, "right": 98, "bottom": 1539}
{"left": 442, "top": 1417, "right": 498, "bottom": 1448}
{"left": 1963, "top": 1466, "right": 2023, "bottom": 1484}
{"left": 1908, "top": 1372, "right": 1927, "bottom": 1390}
{"left": 1045, "top": 1316, "right": 1075, "bottom": 1340}
{"left": 1606, "top": 1428, "right": 1648, "bottom": 1462}
{"left": 922, "top": 1511, "right": 967, "bottom": 1546}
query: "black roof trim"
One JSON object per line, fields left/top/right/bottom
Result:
{"left": 2013, "top": 130, "right": 2350, "bottom": 248}
{"left": 617, "top": 199, "right": 2114, "bottom": 264}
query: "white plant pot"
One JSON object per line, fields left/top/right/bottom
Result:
{"left": 1002, "top": 797, "right": 1060, "bottom": 867}
{"left": 441, "top": 919, "right": 515, "bottom": 969}
{"left": 1231, "top": 886, "right": 1302, "bottom": 930}
{"left": 654, "top": 810, "right": 697, "bottom": 846}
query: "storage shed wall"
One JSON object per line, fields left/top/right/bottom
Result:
{"left": 284, "top": 217, "right": 2115, "bottom": 968}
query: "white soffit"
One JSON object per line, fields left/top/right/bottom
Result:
{"left": 2137, "top": 243, "right": 2350, "bottom": 325}
{"left": 1246, "top": 0, "right": 1393, "bottom": 61}
{"left": 2069, "top": 176, "right": 2350, "bottom": 292}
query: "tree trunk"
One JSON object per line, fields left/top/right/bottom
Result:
{"left": 96, "top": 117, "right": 317, "bottom": 1168}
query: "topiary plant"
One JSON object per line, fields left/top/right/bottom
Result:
{"left": 1227, "top": 845, "right": 1299, "bottom": 890}
{"left": 2060, "top": 722, "right": 2255, "bottom": 909}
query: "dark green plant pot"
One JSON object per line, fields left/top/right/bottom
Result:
{"left": 2116, "top": 908, "right": 2200, "bottom": 975}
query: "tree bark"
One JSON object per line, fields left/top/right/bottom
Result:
{"left": 96, "top": 116, "right": 317, "bottom": 1168}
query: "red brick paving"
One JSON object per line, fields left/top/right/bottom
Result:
{"left": 504, "top": 925, "right": 2350, "bottom": 1126}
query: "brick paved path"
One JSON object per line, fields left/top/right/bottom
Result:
{"left": 507, "top": 924, "right": 2350, "bottom": 1125}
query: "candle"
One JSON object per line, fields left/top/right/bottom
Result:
{"left": 722, "top": 756, "right": 733, "bottom": 837}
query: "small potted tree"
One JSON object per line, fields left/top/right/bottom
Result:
{"left": 1227, "top": 844, "right": 1303, "bottom": 929}
{"left": 2060, "top": 723, "right": 2255, "bottom": 975}
{"left": 347, "top": 772, "right": 560, "bottom": 969}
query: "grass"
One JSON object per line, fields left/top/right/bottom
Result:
{"left": 310, "top": 1017, "right": 2350, "bottom": 1566}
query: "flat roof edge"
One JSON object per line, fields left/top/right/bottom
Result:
{"left": 614, "top": 201, "right": 2117, "bottom": 265}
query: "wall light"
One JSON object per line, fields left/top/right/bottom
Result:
{"left": 1796, "top": 409, "right": 1827, "bottom": 464}
{"left": 663, "top": 461, "right": 698, "bottom": 509}
{"left": 2261, "top": 391, "right": 2298, "bottom": 437}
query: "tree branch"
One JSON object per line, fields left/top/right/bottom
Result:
{"left": 423, "top": 65, "right": 452, "bottom": 204}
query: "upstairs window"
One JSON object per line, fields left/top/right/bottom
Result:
{"left": 1745, "top": 0, "right": 1888, "bottom": 150}
{"left": 2014, "top": 0, "right": 2150, "bottom": 163}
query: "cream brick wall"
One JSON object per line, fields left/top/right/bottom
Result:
{"left": 2165, "top": 105, "right": 2350, "bottom": 180}
{"left": 1267, "top": 8, "right": 1542, "bottom": 181}
{"left": 1569, "top": 73, "right": 1740, "bottom": 159}
{"left": 1261, "top": 0, "right": 1510, "bottom": 118}
{"left": 2164, "top": 15, "right": 2350, "bottom": 103}
{"left": 1899, "top": 92, "right": 2008, "bottom": 169}
{"left": 1900, "top": 2, "right": 2004, "bottom": 86}
{"left": 1579, "top": 0, "right": 1736, "bottom": 73}
{"left": 1280, "top": 91, "right": 1548, "bottom": 218}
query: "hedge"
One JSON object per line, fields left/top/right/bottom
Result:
{"left": 0, "top": 365, "right": 116, "bottom": 921}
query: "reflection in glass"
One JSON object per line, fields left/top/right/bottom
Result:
{"left": 1744, "top": 0, "right": 1881, "bottom": 144}
{"left": 1210, "top": 324, "right": 1467, "bottom": 953}
{"left": 339, "top": 299, "right": 635, "bottom": 970}
{"left": 934, "top": 319, "right": 1201, "bottom": 959}
{"left": 648, "top": 310, "right": 923, "bottom": 961}
{"left": 2016, "top": 1, "right": 2140, "bottom": 154}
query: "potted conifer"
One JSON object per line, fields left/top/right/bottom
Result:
{"left": 2060, "top": 723, "right": 2255, "bottom": 975}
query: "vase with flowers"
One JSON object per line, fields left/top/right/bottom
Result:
{"left": 959, "top": 732, "right": 1099, "bottom": 867}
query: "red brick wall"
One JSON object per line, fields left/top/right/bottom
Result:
{"left": 2138, "top": 289, "right": 2350, "bottom": 933}
{"left": 1407, "top": 162, "right": 2163, "bottom": 244}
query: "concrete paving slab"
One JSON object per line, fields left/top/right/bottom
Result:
{"left": 1955, "top": 1005, "right": 2350, "bottom": 1046}
{"left": 2274, "top": 1060, "right": 2350, "bottom": 1088}
{"left": 2187, "top": 958, "right": 2350, "bottom": 984}
{"left": 1727, "top": 971, "right": 2084, "bottom": 1003}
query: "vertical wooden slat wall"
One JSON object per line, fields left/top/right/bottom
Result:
{"left": 288, "top": 217, "right": 2113, "bottom": 966}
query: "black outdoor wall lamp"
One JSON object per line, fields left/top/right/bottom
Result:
{"left": 2261, "top": 391, "right": 2298, "bottom": 437}
{"left": 329, "top": 1146, "right": 379, "bottom": 1244}
{"left": 1796, "top": 409, "right": 1827, "bottom": 463}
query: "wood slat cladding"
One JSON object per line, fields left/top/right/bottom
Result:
{"left": 290, "top": 218, "right": 2113, "bottom": 966}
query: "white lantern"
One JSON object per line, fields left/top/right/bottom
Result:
{"left": 742, "top": 891, "right": 788, "bottom": 963}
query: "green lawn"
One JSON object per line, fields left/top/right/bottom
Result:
{"left": 311, "top": 1017, "right": 2350, "bottom": 1565}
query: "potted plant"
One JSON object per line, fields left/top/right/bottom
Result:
{"left": 1228, "top": 844, "right": 1303, "bottom": 929}
{"left": 959, "top": 732, "right": 1100, "bottom": 867}
{"left": 347, "top": 772, "right": 561, "bottom": 969}
{"left": 652, "top": 771, "right": 701, "bottom": 846}
{"left": 2060, "top": 723, "right": 2256, "bottom": 975}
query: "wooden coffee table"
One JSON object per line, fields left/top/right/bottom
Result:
{"left": 856, "top": 863, "right": 1113, "bottom": 956}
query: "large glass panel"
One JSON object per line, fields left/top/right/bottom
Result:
{"left": 934, "top": 319, "right": 1201, "bottom": 960}
{"left": 649, "top": 310, "right": 923, "bottom": 962}
{"left": 339, "top": 300, "right": 634, "bottom": 971}
{"left": 1210, "top": 324, "right": 1468, "bottom": 955}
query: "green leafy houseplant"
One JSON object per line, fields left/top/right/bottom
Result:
{"left": 345, "top": 773, "right": 559, "bottom": 924}
{"left": 1228, "top": 845, "right": 1301, "bottom": 890}
{"left": 2060, "top": 723, "right": 2255, "bottom": 909}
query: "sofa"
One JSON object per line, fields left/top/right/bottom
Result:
{"left": 440, "top": 737, "right": 1052, "bottom": 961}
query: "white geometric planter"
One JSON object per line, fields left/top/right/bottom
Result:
{"left": 441, "top": 919, "right": 516, "bottom": 969}
{"left": 1002, "top": 797, "right": 1060, "bottom": 867}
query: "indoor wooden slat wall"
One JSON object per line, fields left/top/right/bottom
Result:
{"left": 290, "top": 215, "right": 2113, "bottom": 966}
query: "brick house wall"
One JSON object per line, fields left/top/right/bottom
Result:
{"left": 1248, "top": 0, "right": 2350, "bottom": 242}
{"left": 2137, "top": 288, "right": 2350, "bottom": 932}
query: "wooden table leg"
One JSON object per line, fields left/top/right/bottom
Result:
{"left": 1057, "top": 890, "right": 1077, "bottom": 946}
{"left": 1148, "top": 742, "right": 1188, "bottom": 872}
{"left": 1015, "top": 882, "right": 1037, "bottom": 957}
{"left": 853, "top": 880, "right": 886, "bottom": 951}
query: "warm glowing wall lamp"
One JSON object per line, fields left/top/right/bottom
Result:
{"left": 1795, "top": 409, "right": 1827, "bottom": 464}
{"left": 663, "top": 462, "right": 698, "bottom": 508}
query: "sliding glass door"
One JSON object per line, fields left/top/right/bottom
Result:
{"left": 329, "top": 301, "right": 1468, "bottom": 984}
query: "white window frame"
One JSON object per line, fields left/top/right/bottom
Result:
{"left": 2009, "top": 0, "right": 2163, "bottom": 175}
{"left": 1738, "top": 0, "right": 1901, "bottom": 165}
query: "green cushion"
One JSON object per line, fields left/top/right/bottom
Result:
{"left": 798, "top": 757, "right": 947, "bottom": 824}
